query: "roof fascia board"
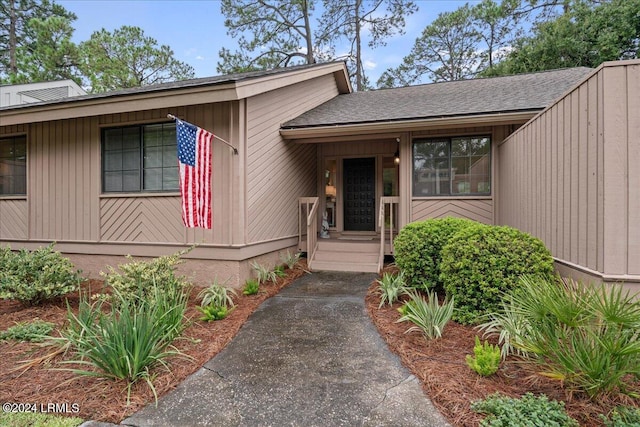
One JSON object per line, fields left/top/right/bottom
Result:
{"left": 281, "top": 111, "right": 537, "bottom": 141}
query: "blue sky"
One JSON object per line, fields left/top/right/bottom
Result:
{"left": 58, "top": 0, "right": 473, "bottom": 83}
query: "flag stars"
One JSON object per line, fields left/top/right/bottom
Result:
{"left": 177, "top": 121, "right": 197, "bottom": 166}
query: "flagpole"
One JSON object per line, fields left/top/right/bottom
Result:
{"left": 167, "top": 114, "right": 238, "bottom": 155}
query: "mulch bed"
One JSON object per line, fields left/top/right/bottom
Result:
{"left": 1, "top": 261, "right": 637, "bottom": 425}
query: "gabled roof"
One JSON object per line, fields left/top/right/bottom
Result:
{"left": 282, "top": 67, "right": 592, "bottom": 130}
{"left": 0, "top": 62, "right": 350, "bottom": 126}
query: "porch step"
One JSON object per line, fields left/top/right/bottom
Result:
{"left": 309, "top": 239, "right": 380, "bottom": 273}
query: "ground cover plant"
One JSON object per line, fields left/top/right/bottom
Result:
{"left": 471, "top": 393, "right": 579, "bottom": 427}
{"left": 0, "top": 319, "right": 55, "bottom": 342}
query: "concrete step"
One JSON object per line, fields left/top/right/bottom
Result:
{"left": 310, "top": 260, "right": 379, "bottom": 273}
{"left": 316, "top": 239, "right": 379, "bottom": 252}
{"left": 313, "top": 250, "right": 378, "bottom": 263}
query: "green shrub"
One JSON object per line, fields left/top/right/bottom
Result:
{"left": 0, "top": 243, "right": 82, "bottom": 306}
{"left": 466, "top": 336, "right": 501, "bottom": 377}
{"left": 0, "top": 319, "right": 55, "bottom": 343}
{"left": 0, "top": 411, "right": 83, "bottom": 427}
{"left": 471, "top": 393, "right": 579, "bottom": 427}
{"left": 440, "top": 224, "right": 554, "bottom": 324}
{"left": 243, "top": 279, "right": 259, "bottom": 295}
{"left": 503, "top": 276, "right": 640, "bottom": 398}
{"left": 99, "top": 251, "right": 187, "bottom": 302}
{"left": 601, "top": 406, "right": 640, "bottom": 427}
{"left": 197, "top": 304, "right": 232, "bottom": 321}
{"left": 393, "top": 217, "right": 476, "bottom": 290}
{"left": 397, "top": 290, "right": 454, "bottom": 340}
{"left": 376, "top": 271, "right": 407, "bottom": 308}
{"left": 54, "top": 277, "right": 189, "bottom": 403}
{"left": 197, "top": 280, "right": 237, "bottom": 308}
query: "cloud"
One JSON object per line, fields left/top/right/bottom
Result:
{"left": 364, "top": 60, "right": 377, "bottom": 70}
{"left": 196, "top": 55, "right": 205, "bottom": 60}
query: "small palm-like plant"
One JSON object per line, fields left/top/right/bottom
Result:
{"left": 397, "top": 290, "right": 454, "bottom": 340}
{"left": 197, "top": 280, "right": 236, "bottom": 308}
{"left": 376, "top": 271, "right": 407, "bottom": 308}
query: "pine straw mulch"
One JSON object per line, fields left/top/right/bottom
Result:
{"left": 1, "top": 261, "right": 637, "bottom": 425}
{"left": 365, "top": 266, "right": 639, "bottom": 427}
{"left": 0, "top": 261, "right": 308, "bottom": 424}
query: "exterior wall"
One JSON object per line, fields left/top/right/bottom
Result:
{"left": 497, "top": 60, "right": 640, "bottom": 285}
{"left": 245, "top": 74, "right": 338, "bottom": 243}
{"left": 407, "top": 125, "right": 513, "bottom": 225}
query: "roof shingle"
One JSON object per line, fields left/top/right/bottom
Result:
{"left": 282, "top": 67, "right": 593, "bottom": 128}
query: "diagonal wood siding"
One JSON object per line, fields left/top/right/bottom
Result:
{"left": 497, "top": 60, "right": 640, "bottom": 278}
{"left": 246, "top": 75, "right": 338, "bottom": 242}
{"left": 411, "top": 199, "right": 493, "bottom": 224}
{"left": 0, "top": 200, "right": 28, "bottom": 239}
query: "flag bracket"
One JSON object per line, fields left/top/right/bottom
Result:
{"left": 167, "top": 114, "right": 238, "bottom": 155}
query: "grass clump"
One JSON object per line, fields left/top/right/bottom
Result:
{"left": 471, "top": 393, "right": 579, "bottom": 427}
{"left": 251, "top": 261, "right": 284, "bottom": 285}
{"left": 466, "top": 336, "right": 501, "bottom": 377}
{"left": 197, "top": 280, "right": 236, "bottom": 308}
{"left": 376, "top": 271, "right": 407, "bottom": 308}
{"left": 0, "top": 319, "right": 55, "bottom": 343}
{"left": 280, "top": 250, "right": 301, "bottom": 269}
{"left": 397, "top": 290, "right": 454, "bottom": 340}
{"left": 0, "top": 243, "right": 82, "bottom": 306}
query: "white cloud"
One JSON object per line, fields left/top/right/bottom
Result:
{"left": 364, "top": 59, "right": 377, "bottom": 70}
{"left": 196, "top": 55, "right": 205, "bottom": 60}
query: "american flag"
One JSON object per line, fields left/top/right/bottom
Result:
{"left": 176, "top": 119, "right": 213, "bottom": 229}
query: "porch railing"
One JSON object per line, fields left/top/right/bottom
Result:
{"left": 378, "top": 196, "right": 400, "bottom": 271}
{"left": 299, "top": 197, "right": 319, "bottom": 267}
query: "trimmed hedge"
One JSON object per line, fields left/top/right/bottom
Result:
{"left": 440, "top": 224, "right": 554, "bottom": 325}
{"left": 393, "top": 217, "right": 476, "bottom": 290}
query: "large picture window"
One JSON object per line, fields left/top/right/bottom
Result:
{"left": 413, "top": 136, "right": 491, "bottom": 197}
{"left": 0, "top": 135, "right": 27, "bottom": 196}
{"left": 102, "top": 123, "right": 178, "bottom": 193}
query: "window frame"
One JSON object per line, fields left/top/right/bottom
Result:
{"left": 412, "top": 135, "right": 492, "bottom": 198}
{"left": 101, "top": 122, "right": 179, "bottom": 194}
{"left": 0, "top": 134, "right": 27, "bottom": 197}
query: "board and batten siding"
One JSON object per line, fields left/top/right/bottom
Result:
{"left": 245, "top": 74, "right": 338, "bottom": 243}
{"left": 497, "top": 60, "right": 640, "bottom": 280}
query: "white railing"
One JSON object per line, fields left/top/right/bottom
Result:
{"left": 378, "top": 196, "right": 400, "bottom": 271}
{"left": 299, "top": 197, "right": 319, "bottom": 267}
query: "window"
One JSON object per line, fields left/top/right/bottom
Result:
{"left": 0, "top": 135, "right": 27, "bottom": 196}
{"left": 413, "top": 136, "right": 491, "bottom": 197}
{"left": 102, "top": 123, "right": 178, "bottom": 193}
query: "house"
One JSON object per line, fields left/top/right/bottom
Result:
{"left": 0, "top": 60, "right": 638, "bottom": 291}
{"left": 1, "top": 80, "right": 86, "bottom": 107}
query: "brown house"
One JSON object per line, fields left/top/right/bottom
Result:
{"left": 0, "top": 60, "right": 638, "bottom": 290}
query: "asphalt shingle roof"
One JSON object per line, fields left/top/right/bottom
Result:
{"left": 282, "top": 67, "right": 593, "bottom": 128}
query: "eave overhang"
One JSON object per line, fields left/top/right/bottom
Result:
{"left": 280, "top": 110, "right": 539, "bottom": 143}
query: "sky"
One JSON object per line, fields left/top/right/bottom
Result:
{"left": 57, "top": 0, "right": 474, "bottom": 84}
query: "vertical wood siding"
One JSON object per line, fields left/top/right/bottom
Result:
{"left": 246, "top": 75, "right": 338, "bottom": 243}
{"left": 497, "top": 61, "right": 640, "bottom": 278}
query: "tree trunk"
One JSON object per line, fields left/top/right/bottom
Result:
{"left": 9, "top": 0, "right": 17, "bottom": 75}
{"left": 355, "top": 0, "right": 362, "bottom": 91}
{"left": 302, "top": 0, "right": 314, "bottom": 63}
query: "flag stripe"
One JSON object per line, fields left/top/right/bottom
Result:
{"left": 176, "top": 119, "right": 213, "bottom": 229}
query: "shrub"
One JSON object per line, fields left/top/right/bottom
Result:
{"left": 601, "top": 406, "right": 640, "bottom": 427}
{"left": 503, "top": 276, "right": 640, "bottom": 398}
{"left": 197, "top": 280, "right": 237, "bottom": 308}
{"left": 55, "top": 277, "right": 189, "bottom": 402}
{"left": 471, "top": 393, "right": 579, "bottom": 427}
{"left": 197, "top": 304, "right": 232, "bottom": 321}
{"left": 376, "top": 271, "right": 407, "bottom": 308}
{"left": 0, "top": 319, "right": 55, "bottom": 342}
{"left": 466, "top": 336, "right": 501, "bottom": 377}
{"left": 393, "top": 217, "right": 476, "bottom": 290}
{"left": 0, "top": 243, "right": 82, "bottom": 306}
{"left": 243, "top": 279, "right": 259, "bottom": 295}
{"left": 397, "top": 290, "right": 454, "bottom": 340}
{"left": 99, "top": 251, "right": 187, "bottom": 302}
{"left": 440, "top": 224, "right": 554, "bottom": 324}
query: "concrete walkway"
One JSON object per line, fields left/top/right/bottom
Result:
{"left": 120, "top": 271, "right": 450, "bottom": 427}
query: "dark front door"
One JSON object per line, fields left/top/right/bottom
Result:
{"left": 343, "top": 157, "right": 375, "bottom": 231}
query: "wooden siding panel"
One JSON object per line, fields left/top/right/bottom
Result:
{"left": 411, "top": 199, "right": 493, "bottom": 224}
{"left": 0, "top": 200, "right": 28, "bottom": 239}
{"left": 100, "top": 197, "right": 184, "bottom": 243}
{"left": 246, "top": 75, "right": 338, "bottom": 242}
{"left": 498, "top": 61, "right": 639, "bottom": 278}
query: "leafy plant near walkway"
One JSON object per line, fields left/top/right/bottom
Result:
{"left": 0, "top": 244, "right": 82, "bottom": 306}
{"left": 251, "top": 261, "right": 283, "bottom": 284}
{"left": 471, "top": 393, "right": 579, "bottom": 427}
{"left": 0, "top": 319, "right": 55, "bottom": 343}
{"left": 197, "top": 280, "right": 237, "bottom": 308}
{"left": 243, "top": 279, "right": 260, "bottom": 295}
{"left": 280, "top": 250, "right": 301, "bottom": 269}
{"left": 197, "top": 304, "right": 232, "bottom": 321}
{"left": 499, "top": 276, "right": 640, "bottom": 399}
{"left": 466, "top": 336, "right": 501, "bottom": 377}
{"left": 52, "top": 276, "right": 190, "bottom": 403}
{"left": 376, "top": 271, "right": 407, "bottom": 308}
{"left": 397, "top": 290, "right": 454, "bottom": 340}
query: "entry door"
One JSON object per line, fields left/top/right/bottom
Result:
{"left": 343, "top": 157, "right": 375, "bottom": 231}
